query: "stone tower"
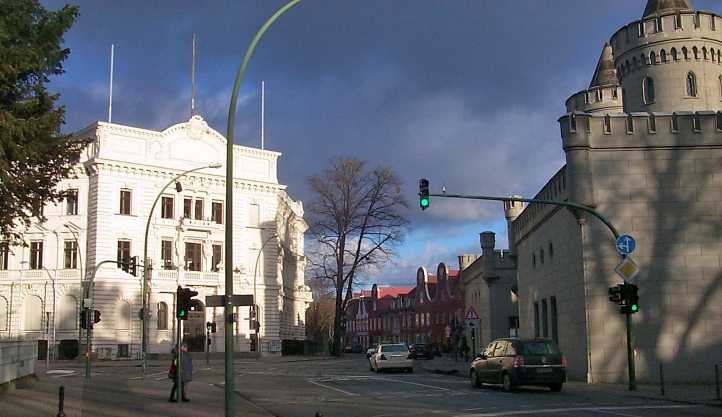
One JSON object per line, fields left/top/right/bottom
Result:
{"left": 503, "top": 197, "right": 524, "bottom": 257}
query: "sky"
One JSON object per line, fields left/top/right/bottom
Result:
{"left": 42, "top": 0, "right": 722, "bottom": 288}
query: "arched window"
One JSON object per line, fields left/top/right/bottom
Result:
{"left": 0, "top": 296, "right": 8, "bottom": 331}
{"left": 633, "top": 56, "right": 638, "bottom": 68}
{"left": 682, "top": 47, "right": 689, "bottom": 60}
{"left": 650, "top": 51, "right": 657, "bottom": 64}
{"left": 671, "top": 48, "right": 678, "bottom": 61}
{"left": 693, "top": 46, "right": 699, "bottom": 60}
{"left": 660, "top": 49, "right": 667, "bottom": 63}
{"left": 117, "top": 301, "right": 131, "bottom": 330}
{"left": 570, "top": 113, "right": 577, "bottom": 132}
{"left": 57, "top": 295, "right": 77, "bottom": 330}
{"left": 23, "top": 295, "right": 42, "bottom": 331}
{"left": 157, "top": 302, "right": 168, "bottom": 330}
{"left": 643, "top": 77, "right": 656, "bottom": 103}
{"left": 687, "top": 72, "right": 698, "bottom": 97}
{"left": 641, "top": 53, "right": 648, "bottom": 66}
{"left": 703, "top": 47, "right": 708, "bottom": 60}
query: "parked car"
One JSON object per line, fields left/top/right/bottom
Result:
{"left": 409, "top": 343, "right": 434, "bottom": 360}
{"left": 469, "top": 338, "right": 566, "bottom": 392}
{"left": 366, "top": 344, "right": 378, "bottom": 359}
{"left": 369, "top": 343, "right": 413, "bottom": 373}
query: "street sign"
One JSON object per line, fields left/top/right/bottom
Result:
{"left": 615, "top": 256, "right": 640, "bottom": 281}
{"left": 464, "top": 306, "right": 479, "bottom": 321}
{"left": 205, "top": 294, "right": 254, "bottom": 307}
{"left": 465, "top": 319, "right": 479, "bottom": 328}
{"left": 616, "top": 235, "right": 636, "bottom": 256}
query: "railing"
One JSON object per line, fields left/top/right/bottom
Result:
{"left": 152, "top": 269, "right": 220, "bottom": 283}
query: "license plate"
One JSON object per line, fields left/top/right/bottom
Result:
{"left": 537, "top": 368, "right": 553, "bottom": 373}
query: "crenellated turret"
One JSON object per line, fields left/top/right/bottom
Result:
{"left": 566, "top": 43, "right": 624, "bottom": 114}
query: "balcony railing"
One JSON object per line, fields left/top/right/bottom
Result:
{"left": 151, "top": 269, "right": 221, "bottom": 284}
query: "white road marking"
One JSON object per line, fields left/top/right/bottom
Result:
{"left": 128, "top": 371, "right": 166, "bottom": 380}
{"left": 52, "top": 372, "right": 77, "bottom": 378}
{"left": 46, "top": 370, "right": 75, "bottom": 375}
{"left": 587, "top": 409, "right": 644, "bottom": 417}
{"left": 307, "top": 379, "right": 359, "bottom": 396}
{"left": 376, "top": 377, "right": 451, "bottom": 391}
{"left": 454, "top": 404, "right": 697, "bottom": 417}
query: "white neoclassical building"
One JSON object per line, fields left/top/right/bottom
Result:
{"left": 0, "top": 114, "right": 311, "bottom": 359}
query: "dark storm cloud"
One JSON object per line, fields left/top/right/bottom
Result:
{"left": 42, "top": 0, "right": 722, "bottom": 283}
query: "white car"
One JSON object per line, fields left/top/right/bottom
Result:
{"left": 366, "top": 344, "right": 377, "bottom": 358}
{"left": 369, "top": 343, "right": 413, "bottom": 373}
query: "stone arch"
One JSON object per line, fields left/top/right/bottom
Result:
{"left": 660, "top": 49, "right": 667, "bottom": 63}
{"left": 682, "top": 46, "right": 689, "bottom": 60}
{"left": 693, "top": 46, "right": 699, "bottom": 60}
{"left": 702, "top": 46, "right": 708, "bottom": 60}
{"left": 23, "top": 295, "right": 43, "bottom": 331}
{"left": 57, "top": 295, "right": 77, "bottom": 330}
{"left": 650, "top": 50, "right": 657, "bottom": 65}
{"left": 671, "top": 47, "right": 679, "bottom": 61}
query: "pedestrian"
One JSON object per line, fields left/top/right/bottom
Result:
{"left": 168, "top": 343, "right": 193, "bottom": 402}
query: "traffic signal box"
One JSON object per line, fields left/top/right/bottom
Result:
{"left": 80, "top": 308, "right": 102, "bottom": 329}
{"left": 609, "top": 283, "right": 639, "bottom": 314}
{"left": 120, "top": 256, "right": 139, "bottom": 277}
{"left": 176, "top": 286, "right": 198, "bottom": 320}
{"left": 419, "top": 178, "right": 430, "bottom": 210}
{"left": 206, "top": 321, "right": 217, "bottom": 333}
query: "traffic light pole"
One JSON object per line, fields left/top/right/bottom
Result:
{"left": 428, "top": 192, "right": 636, "bottom": 391}
{"left": 225, "top": 2, "right": 301, "bottom": 415}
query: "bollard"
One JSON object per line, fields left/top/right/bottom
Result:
{"left": 714, "top": 364, "right": 720, "bottom": 401}
{"left": 57, "top": 385, "right": 65, "bottom": 417}
{"left": 659, "top": 363, "right": 665, "bottom": 397}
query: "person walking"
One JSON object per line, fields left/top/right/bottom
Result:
{"left": 168, "top": 343, "right": 193, "bottom": 402}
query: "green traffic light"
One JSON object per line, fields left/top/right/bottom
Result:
{"left": 420, "top": 198, "right": 429, "bottom": 208}
{"left": 179, "top": 310, "right": 187, "bottom": 317}
{"left": 631, "top": 304, "right": 638, "bottom": 312}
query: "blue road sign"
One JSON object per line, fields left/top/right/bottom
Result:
{"left": 616, "top": 235, "right": 636, "bottom": 255}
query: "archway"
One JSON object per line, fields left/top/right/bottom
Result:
{"left": 182, "top": 299, "right": 206, "bottom": 352}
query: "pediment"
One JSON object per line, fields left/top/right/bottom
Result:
{"left": 154, "top": 116, "right": 225, "bottom": 167}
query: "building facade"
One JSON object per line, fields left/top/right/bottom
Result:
{"left": 0, "top": 115, "right": 312, "bottom": 359}
{"left": 514, "top": 0, "right": 722, "bottom": 383}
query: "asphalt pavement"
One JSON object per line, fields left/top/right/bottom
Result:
{"left": 1, "top": 354, "right": 720, "bottom": 417}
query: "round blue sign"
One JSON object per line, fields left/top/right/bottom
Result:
{"left": 616, "top": 234, "right": 636, "bottom": 255}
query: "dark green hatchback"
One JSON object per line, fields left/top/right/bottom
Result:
{"left": 469, "top": 338, "right": 566, "bottom": 392}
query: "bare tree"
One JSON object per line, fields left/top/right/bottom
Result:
{"left": 307, "top": 157, "right": 408, "bottom": 355}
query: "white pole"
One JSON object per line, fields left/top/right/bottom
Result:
{"left": 191, "top": 34, "right": 196, "bottom": 117}
{"left": 261, "top": 81, "right": 265, "bottom": 150}
{"left": 108, "top": 44, "right": 114, "bottom": 123}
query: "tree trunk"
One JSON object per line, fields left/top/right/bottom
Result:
{"left": 332, "top": 283, "right": 344, "bottom": 356}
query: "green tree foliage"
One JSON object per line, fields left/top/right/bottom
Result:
{"left": 0, "top": 0, "right": 86, "bottom": 244}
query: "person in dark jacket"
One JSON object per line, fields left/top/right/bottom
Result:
{"left": 169, "top": 343, "right": 193, "bottom": 402}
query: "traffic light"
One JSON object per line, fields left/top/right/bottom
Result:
{"left": 206, "top": 321, "right": 216, "bottom": 333}
{"left": 80, "top": 308, "right": 89, "bottom": 329}
{"left": 419, "top": 178, "right": 430, "bottom": 210}
{"left": 620, "top": 283, "right": 639, "bottom": 314}
{"left": 608, "top": 285, "right": 622, "bottom": 303}
{"left": 128, "top": 256, "right": 138, "bottom": 277}
{"left": 176, "top": 286, "right": 198, "bottom": 320}
{"left": 93, "top": 309, "right": 101, "bottom": 324}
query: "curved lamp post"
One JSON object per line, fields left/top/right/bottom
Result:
{"left": 141, "top": 162, "right": 222, "bottom": 376}
{"left": 223, "top": 1, "right": 300, "bottom": 414}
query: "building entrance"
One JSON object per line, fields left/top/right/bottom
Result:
{"left": 182, "top": 300, "right": 206, "bottom": 352}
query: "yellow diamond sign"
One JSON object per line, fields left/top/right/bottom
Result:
{"left": 615, "top": 257, "right": 640, "bottom": 281}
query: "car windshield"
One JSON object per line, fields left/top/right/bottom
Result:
{"left": 381, "top": 344, "right": 408, "bottom": 352}
{"left": 522, "top": 341, "right": 559, "bottom": 356}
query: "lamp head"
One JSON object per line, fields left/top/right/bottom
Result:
{"left": 175, "top": 181, "right": 183, "bottom": 192}
{"left": 209, "top": 163, "right": 222, "bottom": 168}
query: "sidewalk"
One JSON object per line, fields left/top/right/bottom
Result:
{"left": 415, "top": 355, "right": 722, "bottom": 408}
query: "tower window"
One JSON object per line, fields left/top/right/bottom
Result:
{"left": 603, "top": 115, "right": 612, "bottom": 134}
{"left": 612, "top": 88, "right": 618, "bottom": 99}
{"left": 672, "top": 113, "right": 679, "bottom": 132}
{"left": 648, "top": 114, "right": 657, "bottom": 133}
{"left": 660, "top": 49, "right": 667, "bottom": 63}
{"left": 712, "top": 16, "right": 717, "bottom": 31}
{"left": 675, "top": 13, "right": 683, "bottom": 29}
{"left": 671, "top": 48, "right": 678, "bottom": 61}
{"left": 643, "top": 77, "right": 655, "bottom": 104}
{"left": 682, "top": 47, "right": 689, "bottom": 60}
{"left": 693, "top": 113, "right": 701, "bottom": 132}
{"left": 650, "top": 51, "right": 657, "bottom": 65}
{"left": 693, "top": 46, "right": 699, "bottom": 60}
{"left": 686, "top": 72, "right": 698, "bottom": 97}
{"left": 703, "top": 47, "right": 708, "bottom": 60}
{"left": 716, "top": 112, "right": 722, "bottom": 131}
{"left": 719, "top": 76, "right": 722, "bottom": 99}
{"left": 626, "top": 115, "right": 634, "bottom": 133}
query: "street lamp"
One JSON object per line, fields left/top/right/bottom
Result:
{"left": 140, "top": 162, "right": 221, "bottom": 376}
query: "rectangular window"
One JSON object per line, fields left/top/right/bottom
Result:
{"left": 212, "top": 201, "right": 223, "bottom": 224}
{"left": 0, "top": 241, "right": 9, "bottom": 270}
{"left": 161, "top": 196, "right": 174, "bottom": 219}
{"left": 194, "top": 199, "right": 204, "bottom": 220}
{"left": 626, "top": 115, "right": 634, "bottom": 133}
{"left": 184, "top": 242, "right": 202, "bottom": 271}
{"left": 64, "top": 240, "right": 78, "bottom": 269}
{"left": 675, "top": 13, "right": 683, "bottom": 29}
{"left": 31, "top": 200, "right": 44, "bottom": 218}
{"left": 534, "top": 302, "right": 540, "bottom": 338}
{"left": 117, "top": 240, "right": 131, "bottom": 269}
{"left": 551, "top": 296, "right": 559, "bottom": 345}
{"left": 542, "top": 299, "right": 549, "bottom": 338}
{"left": 249, "top": 203, "right": 260, "bottom": 227}
{"left": 30, "top": 241, "right": 43, "bottom": 270}
{"left": 117, "top": 344, "right": 129, "bottom": 358}
{"left": 161, "top": 240, "right": 173, "bottom": 270}
{"left": 66, "top": 189, "right": 79, "bottom": 215}
{"left": 183, "top": 197, "right": 192, "bottom": 218}
{"left": 648, "top": 115, "right": 657, "bottom": 133}
{"left": 119, "top": 189, "right": 132, "bottom": 215}
{"left": 212, "top": 244, "right": 222, "bottom": 272}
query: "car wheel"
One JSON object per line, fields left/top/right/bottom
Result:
{"left": 501, "top": 373, "right": 515, "bottom": 392}
{"left": 470, "top": 370, "right": 481, "bottom": 388}
{"left": 549, "top": 383, "right": 563, "bottom": 392}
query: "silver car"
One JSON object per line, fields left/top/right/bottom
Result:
{"left": 369, "top": 343, "right": 413, "bottom": 373}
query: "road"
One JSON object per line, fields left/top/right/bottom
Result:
{"left": 2, "top": 354, "right": 719, "bottom": 417}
